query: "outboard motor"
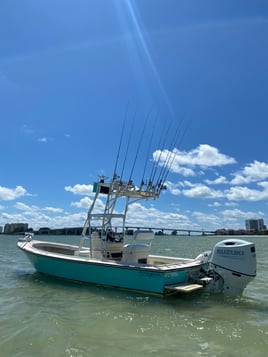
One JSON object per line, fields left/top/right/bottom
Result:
{"left": 208, "top": 239, "right": 256, "bottom": 295}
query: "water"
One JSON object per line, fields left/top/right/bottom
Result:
{"left": 1, "top": 234, "right": 268, "bottom": 357}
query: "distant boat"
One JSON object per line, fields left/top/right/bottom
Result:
{"left": 17, "top": 118, "right": 257, "bottom": 296}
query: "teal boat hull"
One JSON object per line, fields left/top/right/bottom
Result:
{"left": 19, "top": 245, "right": 190, "bottom": 294}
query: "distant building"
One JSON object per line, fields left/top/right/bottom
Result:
{"left": 4, "top": 223, "right": 29, "bottom": 234}
{"left": 0, "top": 226, "right": 2, "bottom": 233}
{"left": 245, "top": 219, "right": 266, "bottom": 231}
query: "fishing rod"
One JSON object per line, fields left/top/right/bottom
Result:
{"left": 113, "top": 105, "right": 129, "bottom": 180}
{"left": 147, "top": 120, "right": 172, "bottom": 190}
{"left": 161, "top": 120, "right": 188, "bottom": 185}
{"left": 154, "top": 124, "right": 181, "bottom": 192}
{"left": 155, "top": 117, "right": 188, "bottom": 192}
{"left": 139, "top": 109, "right": 157, "bottom": 189}
{"left": 120, "top": 106, "right": 137, "bottom": 181}
{"left": 128, "top": 110, "right": 150, "bottom": 184}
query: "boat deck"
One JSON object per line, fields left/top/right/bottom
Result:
{"left": 20, "top": 241, "right": 203, "bottom": 272}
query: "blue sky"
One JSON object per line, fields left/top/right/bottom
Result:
{"left": 1, "top": 0, "right": 268, "bottom": 232}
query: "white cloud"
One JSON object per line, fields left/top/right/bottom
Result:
{"left": 208, "top": 202, "right": 221, "bottom": 207}
{"left": 154, "top": 144, "right": 236, "bottom": 178}
{"left": 226, "top": 184, "right": 268, "bottom": 202}
{"left": 226, "top": 186, "right": 268, "bottom": 202}
{"left": 65, "top": 184, "right": 93, "bottom": 195}
{"left": 182, "top": 184, "right": 224, "bottom": 199}
{"left": 186, "top": 144, "right": 236, "bottom": 166}
{"left": 192, "top": 211, "right": 222, "bottom": 228}
{"left": 167, "top": 181, "right": 225, "bottom": 199}
{"left": 2, "top": 212, "right": 27, "bottom": 222}
{"left": 127, "top": 202, "right": 192, "bottom": 229}
{"left": 175, "top": 166, "right": 196, "bottom": 176}
{"left": 14, "top": 202, "right": 37, "bottom": 211}
{"left": 205, "top": 176, "right": 228, "bottom": 185}
{"left": 221, "top": 208, "right": 264, "bottom": 221}
{"left": 0, "top": 186, "right": 28, "bottom": 201}
{"left": 166, "top": 181, "right": 181, "bottom": 195}
{"left": 43, "top": 206, "right": 64, "bottom": 213}
{"left": 169, "top": 187, "right": 181, "bottom": 195}
{"left": 14, "top": 202, "right": 63, "bottom": 214}
{"left": 224, "top": 202, "right": 238, "bottom": 207}
{"left": 1, "top": 207, "right": 86, "bottom": 230}
{"left": 29, "top": 212, "right": 86, "bottom": 229}
{"left": 179, "top": 181, "right": 268, "bottom": 202}
{"left": 37, "top": 137, "right": 54, "bottom": 143}
{"left": 231, "top": 161, "right": 268, "bottom": 185}
{"left": 71, "top": 196, "right": 93, "bottom": 208}
{"left": 37, "top": 137, "right": 48, "bottom": 143}
{"left": 178, "top": 180, "right": 195, "bottom": 188}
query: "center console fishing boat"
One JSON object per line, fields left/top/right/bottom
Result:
{"left": 17, "top": 174, "right": 256, "bottom": 296}
{"left": 17, "top": 119, "right": 256, "bottom": 296}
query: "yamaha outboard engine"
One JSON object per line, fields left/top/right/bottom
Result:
{"left": 208, "top": 239, "right": 256, "bottom": 295}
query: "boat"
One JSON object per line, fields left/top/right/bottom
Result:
{"left": 17, "top": 120, "right": 257, "bottom": 296}
{"left": 17, "top": 173, "right": 256, "bottom": 296}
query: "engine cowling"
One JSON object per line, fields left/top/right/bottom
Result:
{"left": 208, "top": 239, "right": 256, "bottom": 295}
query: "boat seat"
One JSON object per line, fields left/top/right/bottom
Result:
{"left": 122, "top": 231, "right": 154, "bottom": 263}
{"left": 133, "top": 230, "right": 154, "bottom": 242}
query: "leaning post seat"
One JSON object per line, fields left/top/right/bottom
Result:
{"left": 122, "top": 230, "right": 154, "bottom": 263}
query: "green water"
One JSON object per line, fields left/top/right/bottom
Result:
{"left": 1, "top": 235, "right": 267, "bottom": 356}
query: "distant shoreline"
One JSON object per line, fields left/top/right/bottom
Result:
{"left": 1, "top": 231, "right": 268, "bottom": 237}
